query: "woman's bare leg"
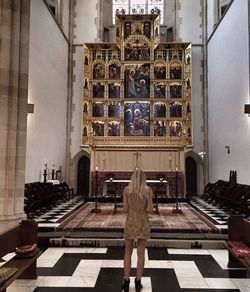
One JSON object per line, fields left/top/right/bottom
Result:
{"left": 136, "top": 239, "right": 147, "bottom": 280}
{"left": 124, "top": 239, "right": 134, "bottom": 279}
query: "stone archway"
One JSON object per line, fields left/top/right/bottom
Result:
{"left": 77, "top": 156, "right": 90, "bottom": 198}
{"left": 70, "top": 150, "right": 91, "bottom": 199}
{"left": 185, "top": 151, "right": 204, "bottom": 196}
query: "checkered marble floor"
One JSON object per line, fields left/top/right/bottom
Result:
{"left": 190, "top": 197, "right": 236, "bottom": 232}
{"left": 1, "top": 247, "right": 249, "bottom": 292}
{"left": 32, "top": 196, "right": 83, "bottom": 230}
{"left": 33, "top": 196, "right": 233, "bottom": 234}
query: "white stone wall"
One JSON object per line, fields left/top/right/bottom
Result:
{"left": 208, "top": 0, "right": 250, "bottom": 184}
{"left": 177, "top": 0, "right": 204, "bottom": 154}
{"left": 74, "top": 0, "right": 99, "bottom": 44}
{"left": 70, "top": 0, "right": 100, "bottom": 162}
{"left": 178, "top": 0, "right": 203, "bottom": 43}
{"left": 207, "top": 0, "right": 217, "bottom": 38}
{"left": 61, "top": 0, "right": 70, "bottom": 39}
{"left": 26, "top": 0, "right": 68, "bottom": 182}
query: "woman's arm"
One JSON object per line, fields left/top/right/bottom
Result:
{"left": 147, "top": 187, "right": 154, "bottom": 213}
{"left": 123, "top": 186, "right": 129, "bottom": 212}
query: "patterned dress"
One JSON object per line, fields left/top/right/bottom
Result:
{"left": 123, "top": 187, "right": 151, "bottom": 240}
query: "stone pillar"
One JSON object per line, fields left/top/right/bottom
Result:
{"left": 0, "top": 0, "right": 30, "bottom": 232}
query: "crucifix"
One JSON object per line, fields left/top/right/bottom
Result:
{"left": 133, "top": 151, "right": 141, "bottom": 167}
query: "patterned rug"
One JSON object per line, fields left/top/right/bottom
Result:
{"left": 56, "top": 202, "right": 220, "bottom": 234}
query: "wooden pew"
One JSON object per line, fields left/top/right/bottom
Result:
{"left": 0, "top": 220, "right": 41, "bottom": 292}
{"left": 226, "top": 215, "right": 250, "bottom": 274}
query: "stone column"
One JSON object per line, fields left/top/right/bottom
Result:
{"left": 0, "top": 0, "right": 30, "bottom": 232}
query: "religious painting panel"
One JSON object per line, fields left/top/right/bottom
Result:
{"left": 92, "top": 102, "right": 104, "bottom": 117}
{"left": 154, "top": 82, "right": 166, "bottom": 98}
{"left": 169, "top": 83, "right": 182, "bottom": 99}
{"left": 170, "top": 101, "right": 182, "bottom": 117}
{"left": 153, "top": 102, "right": 166, "bottom": 117}
{"left": 124, "top": 42, "right": 150, "bottom": 61}
{"left": 154, "top": 120, "right": 166, "bottom": 136}
{"left": 170, "top": 121, "right": 183, "bottom": 137}
{"left": 124, "top": 64, "right": 150, "bottom": 98}
{"left": 108, "top": 82, "right": 120, "bottom": 98}
{"left": 93, "top": 63, "right": 105, "bottom": 79}
{"left": 143, "top": 22, "right": 151, "bottom": 39}
{"left": 108, "top": 102, "right": 121, "bottom": 117}
{"left": 124, "top": 21, "right": 132, "bottom": 40}
{"left": 154, "top": 63, "right": 166, "bottom": 79}
{"left": 108, "top": 121, "right": 120, "bottom": 136}
{"left": 170, "top": 62, "right": 182, "bottom": 79}
{"left": 93, "top": 82, "right": 105, "bottom": 98}
{"left": 124, "top": 102, "right": 150, "bottom": 136}
{"left": 109, "top": 63, "right": 121, "bottom": 79}
{"left": 92, "top": 121, "right": 104, "bottom": 136}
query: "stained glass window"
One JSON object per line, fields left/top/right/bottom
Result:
{"left": 112, "top": 0, "right": 164, "bottom": 24}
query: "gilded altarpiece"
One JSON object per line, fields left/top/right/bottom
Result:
{"left": 82, "top": 15, "right": 192, "bottom": 197}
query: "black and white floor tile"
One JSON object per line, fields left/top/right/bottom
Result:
{"left": 190, "top": 197, "right": 231, "bottom": 232}
{"left": 32, "top": 197, "right": 83, "bottom": 230}
{"left": 1, "top": 247, "right": 249, "bottom": 292}
{"left": 34, "top": 196, "right": 233, "bottom": 233}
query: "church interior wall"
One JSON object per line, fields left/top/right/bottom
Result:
{"left": 26, "top": 0, "right": 68, "bottom": 183}
{"left": 61, "top": 0, "right": 70, "bottom": 39}
{"left": 178, "top": 0, "right": 203, "bottom": 44}
{"left": 71, "top": 46, "right": 84, "bottom": 160}
{"left": 208, "top": 0, "right": 250, "bottom": 184}
{"left": 191, "top": 46, "right": 205, "bottom": 156}
{"left": 74, "top": 0, "right": 100, "bottom": 44}
{"left": 207, "top": 0, "right": 217, "bottom": 38}
{"left": 71, "top": 0, "right": 100, "bottom": 159}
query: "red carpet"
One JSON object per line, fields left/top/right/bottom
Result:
{"left": 56, "top": 202, "right": 220, "bottom": 234}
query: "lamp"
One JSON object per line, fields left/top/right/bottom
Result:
{"left": 244, "top": 104, "right": 250, "bottom": 116}
{"left": 27, "top": 103, "right": 34, "bottom": 114}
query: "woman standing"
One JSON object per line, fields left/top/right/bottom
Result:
{"left": 122, "top": 168, "right": 154, "bottom": 291}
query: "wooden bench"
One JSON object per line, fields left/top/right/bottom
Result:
{"left": 226, "top": 215, "right": 250, "bottom": 274}
{"left": 0, "top": 220, "right": 41, "bottom": 292}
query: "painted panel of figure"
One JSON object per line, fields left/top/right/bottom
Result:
{"left": 108, "top": 102, "right": 120, "bottom": 117}
{"left": 92, "top": 121, "right": 104, "bottom": 136}
{"left": 170, "top": 84, "right": 182, "bottom": 98}
{"left": 108, "top": 121, "right": 120, "bottom": 136}
{"left": 124, "top": 22, "right": 132, "bottom": 39}
{"left": 108, "top": 82, "right": 120, "bottom": 98}
{"left": 124, "top": 102, "right": 150, "bottom": 136}
{"left": 125, "top": 43, "right": 150, "bottom": 61}
{"left": 170, "top": 121, "right": 182, "bottom": 137}
{"left": 154, "top": 120, "right": 166, "bottom": 136}
{"left": 154, "top": 63, "right": 166, "bottom": 79}
{"left": 93, "top": 63, "right": 105, "bottom": 79}
{"left": 154, "top": 82, "right": 165, "bottom": 98}
{"left": 109, "top": 63, "right": 121, "bottom": 79}
{"left": 170, "top": 102, "right": 182, "bottom": 117}
{"left": 93, "top": 82, "right": 105, "bottom": 98}
{"left": 170, "top": 63, "right": 182, "bottom": 79}
{"left": 92, "top": 102, "right": 104, "bottom": 117}
{"left": 125, "top": 64, "right": 150, "bottom": 98}
{"left": 153, "top": 102, "right": 166, "bottom": 117}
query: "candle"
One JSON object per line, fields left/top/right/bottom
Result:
{"left": 95, "top": 166, "right": 99, "bottom": 171}
{"left": 175, "top": 166, "right": 178, "bottom": 171}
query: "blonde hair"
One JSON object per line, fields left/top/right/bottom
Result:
{"left": 128, "top": 168, "right": 148, "bottom": 199}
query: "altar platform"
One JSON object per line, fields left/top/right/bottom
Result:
{"left": 34, "top": 196, "right": 230, "bottom": 248}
